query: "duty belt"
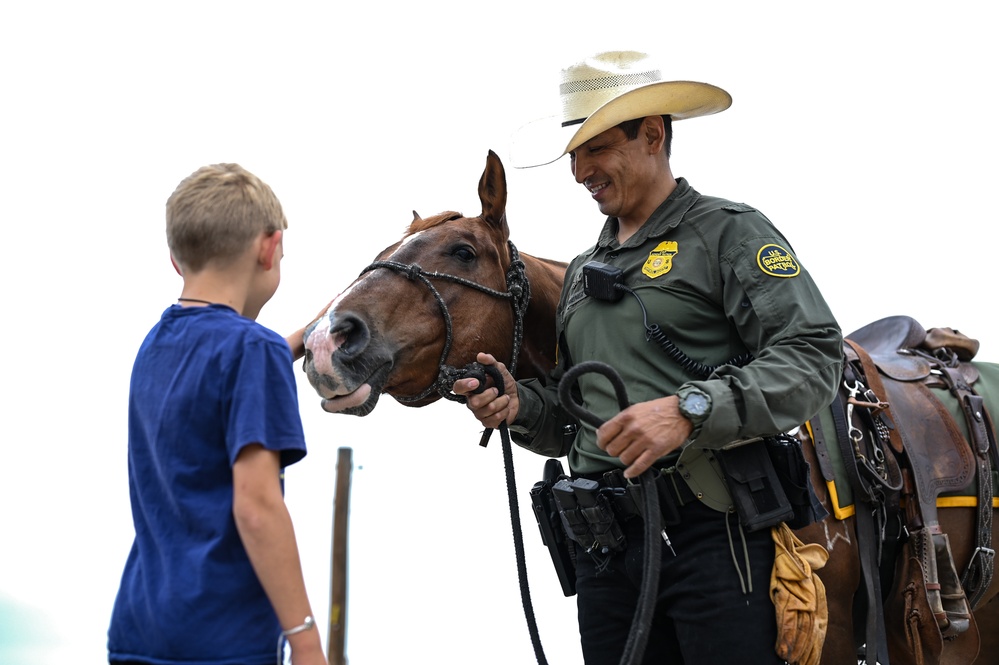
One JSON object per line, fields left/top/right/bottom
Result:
{"left": 578, "top": 467, "right": 698, "bottom": 526}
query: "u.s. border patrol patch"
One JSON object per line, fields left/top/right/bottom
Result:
{"left": 642, "top": 241, "right": 678, "bottom": 278}
{"left": 757, "top": 244, "right": 800, "bottom": 278}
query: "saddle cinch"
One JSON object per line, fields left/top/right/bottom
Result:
{"left": 808, "top": 315, "right": 998, "bottom": 665}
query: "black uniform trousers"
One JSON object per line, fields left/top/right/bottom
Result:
{"left": 574, "top": 497, "right": 783, "bottom": 665}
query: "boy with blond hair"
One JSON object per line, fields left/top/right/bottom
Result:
{"left": 108, "top": 164, "right": 326, "bottom": 665}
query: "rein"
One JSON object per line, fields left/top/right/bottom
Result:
{"left": 558, "top": 361, "right": 662, "bottom": 665}
{"left": 359, "top": 240, "right": 531, "bottom": 403}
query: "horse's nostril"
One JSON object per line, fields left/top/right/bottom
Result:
{"left": 333, "top": 314, "right": 370, "bottom": 359}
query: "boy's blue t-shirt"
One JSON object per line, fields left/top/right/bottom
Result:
{"left": 108, "top": 304, "right": 307, "bottom": 665}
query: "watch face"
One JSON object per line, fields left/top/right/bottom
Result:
{"left": 684, "top": 393, "right": 709, "bottom": 416}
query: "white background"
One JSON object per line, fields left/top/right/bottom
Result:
{"left": 1, "top": 1, "right": 996, "bottom": 663}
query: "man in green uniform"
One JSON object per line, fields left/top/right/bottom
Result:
{"left": 453, "top": 51, "right": 842, "bottom": 664}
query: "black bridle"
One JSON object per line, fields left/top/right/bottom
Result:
{"left": 361, "top": 240, "right": 557, "bottom": 662}
{"left": 358, "top": 240, "right": 531, "bottom": 404}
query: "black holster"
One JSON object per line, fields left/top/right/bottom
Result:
{"left": 529, "top": 459, "right": 577, "bottom": 596}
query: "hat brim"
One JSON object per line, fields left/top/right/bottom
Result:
{"left": 509, "top": 80, "right": 732, "bottom": 169}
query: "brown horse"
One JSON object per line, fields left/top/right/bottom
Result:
{"left": 302, "top": 150, "right": 999, "bottom": 665}
{"left": 301, "top": 150, "right": 565, "bottom": 417}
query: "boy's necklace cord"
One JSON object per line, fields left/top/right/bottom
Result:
{"left": 177, "top": 297, "right": 215, "bottom": 305}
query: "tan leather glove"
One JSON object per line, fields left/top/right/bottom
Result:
{"left": 771, "top": 522, "right": 829, "bottom": 665}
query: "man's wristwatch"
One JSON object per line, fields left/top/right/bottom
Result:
{"left": 676, "top": 386, "right": 712, "bottom": 426}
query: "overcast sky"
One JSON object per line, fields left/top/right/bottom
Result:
{"left": 2, "top": 2, "right": 996, "bottom": 663}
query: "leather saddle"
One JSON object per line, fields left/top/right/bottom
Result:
{"left": 841, "top": 315, "right": 990, "bottom": 664}
{"left": 847, "top": 314, "right": 979, "bottom": 384}
{"left": 846, "top": 316, "right": 978, "bottom": 502}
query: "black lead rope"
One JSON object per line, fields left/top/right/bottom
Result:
{"left": 469, "top": 359, "right": 661, "bottom": 665}
{"left": 558, "top": 361, "right": 662, "bottom": 665}
{"left": 469, "top": 362, "right": 549, "bottom": 665}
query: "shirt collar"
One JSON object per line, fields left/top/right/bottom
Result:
{"left": 595, "top": 177, "right": 699, "bottom": 249}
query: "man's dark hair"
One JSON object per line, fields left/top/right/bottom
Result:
{"left": 618, "top": 115, "right": 673, "bottom": 157}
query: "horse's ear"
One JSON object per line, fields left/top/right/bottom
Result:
{"left": 408, "top": 211, "right": 422, "bottom": 233}
{"left": 478, "top": 150, "right": 509, "bottom": 235}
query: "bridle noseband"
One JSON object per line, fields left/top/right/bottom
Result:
{"left": 358, "top": 240, "right": 531, "bottom": 404}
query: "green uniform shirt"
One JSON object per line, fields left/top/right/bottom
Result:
{"left": 510, "top": 178, "right": 843, "bottom": 510}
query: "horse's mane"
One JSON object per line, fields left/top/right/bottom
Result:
{"left": 527, "top": 254, "right": 569, "bottom": 270}
{"left": 405, "top": 210, "right": 568, "bottom": 273}
{"left": 407, "top": 211, "right": 462, "bottom": 234}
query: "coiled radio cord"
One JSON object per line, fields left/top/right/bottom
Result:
{"left": 620, "top": 285, "right": 754, "bottom": 379}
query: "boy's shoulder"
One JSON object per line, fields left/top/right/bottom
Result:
{"left": 154, "top": 305, "right": 287, "bottom": 351}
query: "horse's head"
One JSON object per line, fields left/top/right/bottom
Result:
{"left": 303, "top": 150, "right": 564, "bottom": 416}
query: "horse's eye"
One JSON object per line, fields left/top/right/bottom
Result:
{"left": 452, "top": 246, "right": 476, "bottom": 263}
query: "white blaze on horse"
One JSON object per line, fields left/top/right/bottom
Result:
{"left": 302, "top": 150, "right": 999, "bottom": 665}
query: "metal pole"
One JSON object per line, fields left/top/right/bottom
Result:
{"left": 328, "top": 447, "right": 352, "bottom": 665}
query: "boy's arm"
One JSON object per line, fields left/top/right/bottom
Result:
{"left": 285, "top": 326, "right": 308, "bottom": 362}
{"left": 286, "top": 300, "right": 334, "bottom": 361}
{"left": 233, "top": 444, "right": 327, "bottom": 665}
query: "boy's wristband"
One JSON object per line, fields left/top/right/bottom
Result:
{"left": 282, "top": 616, "right": 315, "bottom": 637}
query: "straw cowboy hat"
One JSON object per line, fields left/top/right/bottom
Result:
{"left": 509, "top": 51, "right": 732, "bottom": 168}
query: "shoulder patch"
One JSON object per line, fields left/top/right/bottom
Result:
{"left": 642, "top": 241, "right": 678, "bottom": 278}
{"left": 756, "top": 244, "right": 800, "bottom": 278}
{"left": 722, "top": 203, "right": 755, "bottom": 213}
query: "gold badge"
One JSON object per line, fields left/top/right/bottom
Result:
{"left": 757, "top": 244, "right": 800, "bottom": 278}
{"left": 642, "top": 241, "right": 678, "bottom": 278}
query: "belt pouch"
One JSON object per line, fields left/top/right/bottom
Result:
{"left": 717, "top": 439, "right": 794, "bottom": 532}
{"left": 766, "top": 434, "right": 828, "bottom": 529}
{"left": 552, "top": 479, "right": 594, "bottom": 547}
{"left": 571, "top": 478, "right": 626, "bottom": 554}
